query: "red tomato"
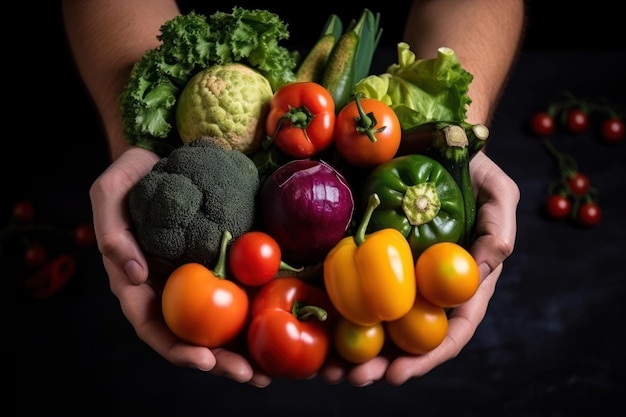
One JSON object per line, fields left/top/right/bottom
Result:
{"left": 247, "top": 277, "right": 334, "bottom": 379}
{"left": 385, "top": 292, "right": 448, "bottom": 355}
{"left": 414, "top": 242, "right": 480, "bottom": 308}
{"left": 529, "top": 111, "right": 555, "bottom": 137}
{"left": 565, "top": 108, "right": 589, "bottom": 134}
{"left": 74, "top": 222, "right": 96, "bottom": 248}
{"left": 24, "top": 254, "right": 77, "bottom": 299}
{"left": 24, "top": 243, "right": 48, "bottom": 268}
{"left": 12, "top": 200, "right": 35, "bottom": 223}
{"left": 265, "top": 81, "right": 335, "bottom": 158}
{"left": 229, "top": 231, "right": 300, "bottom": 286}
{"left": 600, "top": 117, "right": 625, "bottom": 143}
{"left": 162, "top": 262, "right": 249, "bottom": 348}
{"left": 334, "top": 95, "right": 401, "bottom": 167}
{"left": 545, "top": 194, "right": 571, "bottom": 220}
{"left": 577, "top": 201, "right": 602, "bottom": 227}
{"left": 567, "top": 172, "right": 590, "bottom": 196}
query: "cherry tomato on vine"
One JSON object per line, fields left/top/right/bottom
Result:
{"left": 385, "top": 292, "right": 448, "bottom": 355}
{"left": 565, "top": 108, "right": 590, "bottom": 134}
{"left": 545, "top": 194, "right": 572, "bottom": 220}
{"left": 12, "top": 200, "right": 35, "bottom": 223}
{"left": 333, "top": 317, "right": 385, "bottom": 364}
{"left": 529, "top": 111, "right": 555, "bottom": 137}
{"left": 414, "top": 242, "right": 480, "bottom": 308}
{"left": 24, "top": 243, "right": 48, "bottom": 268}
{"left": 74, "top": 222, "right": 96, "bottom": 248}
{"left": 567, "top": 172, "right": 591, "bottom": 196}
{"left": 577, "top": 201, "right": 602, "bottom": 227}
{"left": 600, "top": 117, "right": 625, "bottom": 143}
{"left": 265, "top": 81, "right": 335, "bottom": 158}
{"left": 228, "top": 231, "right": 301, "bottom": 286}
{"left": 334, "top": 94, "right": 401, "bottom": 168}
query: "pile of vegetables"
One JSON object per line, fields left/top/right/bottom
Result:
{"left": 125, "top": 7, "right": 488, "bottom": 379}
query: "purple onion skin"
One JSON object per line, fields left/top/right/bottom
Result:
{"left": 260, "top": 159, "right": 354, "bottom": 264}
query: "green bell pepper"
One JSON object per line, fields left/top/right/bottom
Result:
{"left": 360, "top": 153, "right": 465, "bottom": 258}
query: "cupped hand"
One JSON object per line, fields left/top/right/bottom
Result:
{"left": 321, "top": 151, "right": 519, "bottom": 387}
{"left": 90, "top": 147, "right": 272, "bottom": 388}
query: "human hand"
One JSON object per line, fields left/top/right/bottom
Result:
{"left": 320, "top": 151, "right": 519, "bottom": 386}
{"left": 89, "top": 147, "right": 272, "bottom": 387}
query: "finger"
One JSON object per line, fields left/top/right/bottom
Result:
{"left": 345, "top": 356, "right": 391, "bottom": 387}
{"left": 90, "top": 148, "right": 159, "bottom": 284}
{"left": 385, "top": 265, "right": 502, "bottom": 385}
{"left": 469, "top": 153, "right": 519, "bottom": 277}
{"left": 109, "top": 266, "right": 217, "bottom": 371}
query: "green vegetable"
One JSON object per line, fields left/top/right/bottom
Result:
{"left": 354, "top": 43, "right": 473, "bottom": 131}
{"left": 360, "top": 154, "right": 465, "bottom": 259}
{"left": 320, "top": 9, "right": 382, "bottom": 111}
{"left": 119, "top": 8, "right": 298, "bottom": 157}
{"left": 426, "top": 124, "right": 476, "bottom": 248}
{"left": 128, "top": 138, "right": 260, "bottom": 268}
{"left": 295, "top": 14, "right": 342, "bottom": 83}
{"left": 176, "top": 63, "right": 273, "bottom": 155}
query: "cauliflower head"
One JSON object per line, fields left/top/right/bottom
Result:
{"left": 176, "top": 63, "right": 273, "bottom": 155}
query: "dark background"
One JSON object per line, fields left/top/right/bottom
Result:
{"left": 11, "top": 2, "right": 626, "bottom": 416}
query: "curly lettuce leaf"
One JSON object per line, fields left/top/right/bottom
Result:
{"left": 354, "top": 42, "right": 474, "bottom": 131}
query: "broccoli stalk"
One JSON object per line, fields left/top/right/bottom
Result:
{"left": 128, "top": 138, "right": 260, "bottom": 270}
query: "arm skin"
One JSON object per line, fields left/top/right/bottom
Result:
{"left": 320, "top": 0, "right": 524, "bottom": 386}
{"left": 62, "top": 0, "right": 522, "bottom": 388}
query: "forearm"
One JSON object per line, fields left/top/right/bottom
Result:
{"left": 62, "top": 0, "right": 180, "bottom": 160}
{"left": 404, "top": 0, "right": 526, "bottom": 125}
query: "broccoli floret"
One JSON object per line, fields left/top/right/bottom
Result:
{"left": 128, "top": 138, "right": 260, "bottom": 269}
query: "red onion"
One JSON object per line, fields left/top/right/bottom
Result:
{"left": 259, "top": 159, "right": 354, "bottom": 264}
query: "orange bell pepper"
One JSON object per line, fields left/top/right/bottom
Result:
{"left": 323, "top": 193, "right": 416, "bottom": 326}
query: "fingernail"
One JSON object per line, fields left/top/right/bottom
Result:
{"left": 124, "top": 260, "right": 143, "bottom": 284}
{"left": 478, "top": 262, "right": 491, "bottom": 281}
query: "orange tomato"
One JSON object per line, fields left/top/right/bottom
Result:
{"left": 162, "top": 262, "right": 249, "bottom": 348}
{"left": 334, "top": 94, "right": 401, "bottom": 168}
{"left": 385, "top": 292, "right": 448, "bottom": 355}
{"left": 415, "top": 241, "right": 479, "bottom": 308}
{"left": 333, "top": 317, "right": 385, "bottom": 364}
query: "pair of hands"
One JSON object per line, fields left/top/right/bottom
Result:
{"left": 90, "top": 146, "right": 519, "bottom": 388}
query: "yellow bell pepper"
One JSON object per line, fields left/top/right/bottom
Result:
{"left": 323, "top": 194, "right": 416, "bottom": 326}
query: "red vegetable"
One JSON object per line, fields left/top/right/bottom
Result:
{"left": 265, "top": 81, "right": 335, "bottom": 158}
{"left": 565, "top": 108, "right": 589, "bottom": 134}
{"left": 247, "top": 277, "right": 334, "bottom": 379}
{"left": 334, "top": 94, "right": 401, "bottom": 167}
{"left": 529, "top": 111, "right": 555, "bottom": 137}
{"left": 228, "top": 231, "right": 302, "bottom": 286}
{"left": 545, "top": 194, "right": 571, "bottom": 220}
{"left": 577, "top": 201, "right": 602, "bottom": 227}
{"left": 259, "top": 159, "right": 354, "bottom": 264}
{"left": 24, "top": 254, "right": 76, "bottom": 299}
{"left": 566, "top": 172, "right": 590, "bottom": 196}
{"left": 600, "top": 117, "right": 625, "bottom": 143}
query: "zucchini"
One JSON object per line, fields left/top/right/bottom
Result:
{"left": 295, "top": 14, "right": 342, "bottom": 83}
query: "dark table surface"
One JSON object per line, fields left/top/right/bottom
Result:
{"left": 10, "top": 7, "right": 626, "bottom": 417}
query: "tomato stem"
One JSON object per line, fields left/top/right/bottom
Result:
{"left": 352, "top": 92, "right": 386, "bottom": 142}
{"left": 293, "top": 301, "right": 328, "bottom": 322}
{"left": 212, "top": 230, "right": 232, "bottom": 279}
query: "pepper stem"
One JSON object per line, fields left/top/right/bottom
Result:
{"left": 354, "top": 193, "right": 380, "bottom": 246}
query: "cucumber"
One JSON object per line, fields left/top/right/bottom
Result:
{"left": 295, "top": 33, "right": 337, "bottom": 83}
{"left": 320, "top": 30, "right": 359, "bottom": 111}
